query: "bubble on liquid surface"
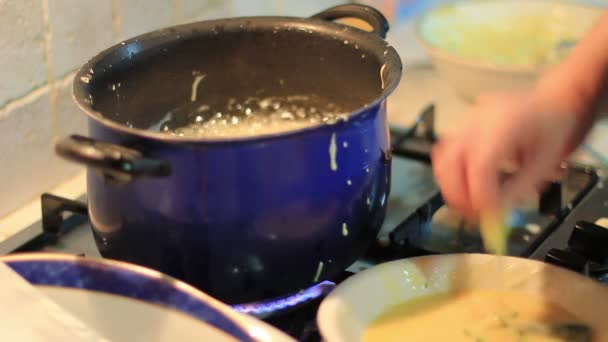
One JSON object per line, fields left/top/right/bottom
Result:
{"left": 162, "top": 95, "right": 347, "bottom": 138}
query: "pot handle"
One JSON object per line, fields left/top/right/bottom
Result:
{"left": 55, "top": 135, "right": 170, "bottom": 182}
{"left": 311, "top": 4, "right": 389, "bottom": 38}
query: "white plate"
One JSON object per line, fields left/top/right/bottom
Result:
{"left": 317, "top": 254, "right": 608, "bottom": 342}
{"left": 38, "top": 286, "right": 238, "bottom": 341}
{"left": 37, "top": 286, "right": 295, "bottom": 342}
{"left": 1, "top": 253, "right": 296, "bottom": 342}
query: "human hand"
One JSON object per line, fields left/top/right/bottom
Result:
{"left": 431, "top": 92, "right": 588, "bottom": 221}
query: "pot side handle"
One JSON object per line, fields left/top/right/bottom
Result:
{"left": 311, "top": 4, "right": 389, "bottom": 38}
{"left": 55, "top": 135, "right": 170, "bottom": 183}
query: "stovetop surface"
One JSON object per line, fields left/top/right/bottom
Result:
{"left": 16, "top": 159, "right": 608, "bottom": 341}
{"left": 12, "top": 109, "right": 608, "bottom": 341}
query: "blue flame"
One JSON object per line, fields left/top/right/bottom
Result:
{"left": 232, "top": 281, "right": 336, "bottom": 318}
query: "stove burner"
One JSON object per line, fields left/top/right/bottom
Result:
{"left": 388, "top": 104, "right": 598, "bottom": 257}
{"left": 41, "top": 193, "right": 88, "bottom": 237}
{"left": 389, "top": 192, "right": 443, "bottom": 248}
{"left": 569, "top": 221, "right": 608, "bottom": 263}
{"left": 545, "top": 221, "right": 608, "bottom": 284}
{"left": 391, "top": 103, "right": 436, "bottom": 163}
{"left": 539, "top": 181, "right": 563, "bottom": 217}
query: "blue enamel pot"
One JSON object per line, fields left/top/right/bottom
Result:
{"left": 55, "top": 4, "right": 402, "bottom": 304}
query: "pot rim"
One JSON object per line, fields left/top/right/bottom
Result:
{"left": 72, "top": 15, "right": 403, "bottom": 144}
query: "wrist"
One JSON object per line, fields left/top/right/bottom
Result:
{"left": 534, "top": 66, "right": 594, "bottom": 121}
{"left": 534, "top": 67, "right": 597, "bottom": 156}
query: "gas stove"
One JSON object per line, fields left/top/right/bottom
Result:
{"left": 10, "top": 104, "right": 608, "bottom": 341}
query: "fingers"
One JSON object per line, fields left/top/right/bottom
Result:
{"left": 432, "top": 136, "right": 475, "bottom": 220}
{"left": 434, "top": 97, "right": 530, "bottom": 219}
{"left": 466, "top": 130, "right": 504, "bottom": 216}
{"left": 502, "top": 125, "right": 568, "bottom": 203}
{"left": 432, "top": 94, "right": 575, "bottom": 221}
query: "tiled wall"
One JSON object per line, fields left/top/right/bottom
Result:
{"left": 0, "top": 0, "right": 344, "bottom": 219}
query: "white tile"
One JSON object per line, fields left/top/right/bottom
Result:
{"left": 47, "top": 0, "right": 115, "bottom": 77}
{"left": 182, "top": 0, "right": 215, "bottom": 15}
{"left": 182, "top": 0, "right": 230, "bottom": 18}
{"left": 0, "top": 88, "right": 60, "bottom": 218}
{"left": 275, "top": 0, "right": 345, "bottom": 17}
{"left": 232, "top": 0, "right": 278, "bottom": 16}
{"left": 55, "top": 73, "right": 87, "bottom": 138}
{"left": 182, "top": 0, "right": 233, "bottom": 22}
{"left": 52, "top": 73, "right": 89, "bottom": 181}
{"left": 0, "top": 1, "right": 47, "bottom": 106}
{"left": 119, "top": 0, "right": 174, "bottom": 39}
{"left": 231, "top": 0, "right": 344, "bottom": 18}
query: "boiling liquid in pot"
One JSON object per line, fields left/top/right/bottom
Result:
{"left": 158, "top": 95, "right": 348, "bottom": 138}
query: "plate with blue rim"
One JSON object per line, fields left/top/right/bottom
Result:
{"left": 1, "top": 253, "right": 295, "bottom": 342}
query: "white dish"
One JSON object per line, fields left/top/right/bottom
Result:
{"left": 414, "top": 0, "right": 603, "bottom": 100}
{"left": 1, "top": 253, "right": 295, "bottom": 342}
{"left": 38, "top": 286, "right": 237, "bottom": 341}
{"left": 37, "top": 286, "right": 295, "bottom": 342}
{"left": 317, "top": 254, "right": 608, "bottom": 342}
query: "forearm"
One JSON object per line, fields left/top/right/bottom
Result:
{"left": 566, "top": 10, "right": 608, "bottom": 116}
{"left": 536, "top": 11, "right": 608, "bottom": 118}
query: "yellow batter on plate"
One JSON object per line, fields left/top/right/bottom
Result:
{"left": 364, "top": 289, "right": 587, "bottom": 342}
